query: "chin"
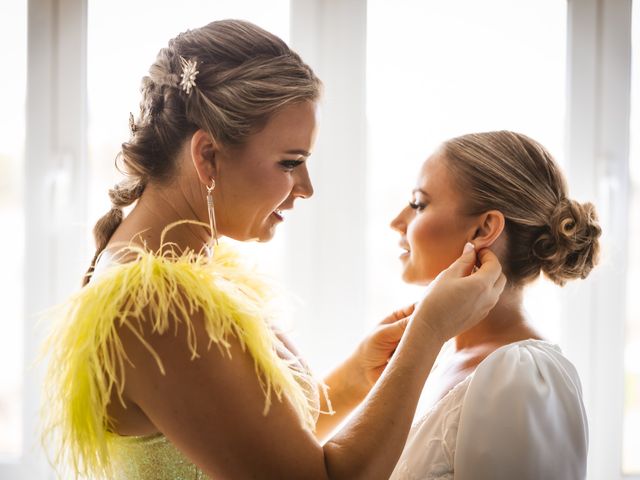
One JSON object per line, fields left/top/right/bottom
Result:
{"left": 401, "top": 268, "right": 435, "bottom": 286}
{"left": 402, "top": 270, "right": 420, "bottom": 285}
{"left": 256, "top": 228, "right": 277, "bottom": 242}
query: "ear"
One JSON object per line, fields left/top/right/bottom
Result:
{"left": 189, "top": 129, "right": 219, "bottom": 186}
{"left": 470, "top": 210, "right": 505, "bottom": 250}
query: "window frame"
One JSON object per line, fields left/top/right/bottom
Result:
{"left": 9, "top": 0, "right": 88, "bottom": 478}
{"left": 564, "top": 0, "right": 633, "bottom": 478}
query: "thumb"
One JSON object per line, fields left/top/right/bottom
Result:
{"left": 379, "top": 303, "right": 416, "bottom": 325}
{"left": 443, "top": 242, "right": 477, "bottom": 278}
{"left": 381, "top": 316, "right": 410, "bottom": 342}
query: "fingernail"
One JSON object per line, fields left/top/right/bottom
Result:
{"left": 463, "top": 242, "right": 475, "bottom": 254}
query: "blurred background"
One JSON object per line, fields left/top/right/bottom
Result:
{"left": 0, "top": 0, "right": 637, "bottom": 478}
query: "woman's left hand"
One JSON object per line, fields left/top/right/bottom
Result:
{"left": 354, "top": 304, "right": 416, "bottom": 388}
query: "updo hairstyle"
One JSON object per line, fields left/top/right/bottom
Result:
{"left": 442, "top": 131, "right": 601, "bottom": 286}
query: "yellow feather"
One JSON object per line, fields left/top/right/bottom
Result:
{"left": 40, "top": 241, "right": 323, "bottom": 479}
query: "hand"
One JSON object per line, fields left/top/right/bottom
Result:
{"left": 354, "top": 304, "right": 416, "bottom": 388}
{"left": 411, "top": 244, "right": 506, "bottom": 344}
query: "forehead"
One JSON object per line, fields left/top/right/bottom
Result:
{"left": 249, "top": 101, "right": 318, "bottom": 151}
{"left": 416, "top": 152, "right": 457, "bottom": 197}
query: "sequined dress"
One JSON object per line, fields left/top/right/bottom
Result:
{"left": 109, "top": 432, "right": 210, "bottom": 480}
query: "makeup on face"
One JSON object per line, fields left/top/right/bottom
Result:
{"left": 391, "top": 154, "right": 476, "bottom": 285}
{"left": 213, "top": 101, "right": 318, "bottom": 242}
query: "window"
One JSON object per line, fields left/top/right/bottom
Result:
{"left": 366, "top": 0, "right": 566, "bottom": 341}
{"left": 623, "top": 0, "right": 640, "bottom": 474}
{"left": 0, "top": 0, "right": 26, "bottom": 460}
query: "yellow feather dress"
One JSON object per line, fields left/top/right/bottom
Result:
{"left": 40, "top": 241, "right": 326, "bottom": 479}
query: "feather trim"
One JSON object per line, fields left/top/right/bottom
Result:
{"left": 41, "top": 241, "right": 321, "bottom": 479}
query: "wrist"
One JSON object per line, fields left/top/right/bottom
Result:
{"left": 343, "top": 348, "right": 372, "bottom": 400}
{"left": 408, "top": 297, "right": 452, "bottom": 346}
{"left": 325, "top": 351, "right": 370, "bottom": 407}
{"left": 415, "top": 317, "right": 449, "bottom": 346}
{"left": 400, "top": 315, "right": 447, "bottom": 364}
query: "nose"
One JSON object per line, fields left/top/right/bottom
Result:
{"left": 390, "top": 205, "right": 409, "bottom": 233}
{"left": 293, "top": 163, "right": 314, "bottom": 199}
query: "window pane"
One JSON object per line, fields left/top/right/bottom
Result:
{"left": 0, "top": 0, "right": 26, "bottom": 460}
{"left": 87, "top": 1, "right": 290, "bottom": 276}
{"left": 366, "top": 0, "right": 566, "bottom": 340}
{"left": 623, "top": 0, "right": 640, "bottom": 474}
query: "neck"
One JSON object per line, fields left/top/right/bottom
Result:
{"left": 453, "top": 285, "right": 540, "bottom": 351}
{"left": 113, "top": 180, "right": 212, "bottom": 255}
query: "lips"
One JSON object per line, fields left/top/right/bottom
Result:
{"left": 273, "top": 209, "right": 285, "bottom": 221}
{"left": 398, "top": 240, "right": 410, "bottom": 258}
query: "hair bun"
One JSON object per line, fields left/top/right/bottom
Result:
{"left": 531, "top": 198, "right": 602, "bottom": 285}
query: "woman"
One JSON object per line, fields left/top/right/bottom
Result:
{"left": 41, "top": 20, "right": 505, "bottom": 479}
{"left": 388, "top": 131, "right": 601, "bottom": 479}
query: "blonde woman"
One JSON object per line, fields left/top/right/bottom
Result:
{"left": 41, "top": 21, "right": 505, "bottom": 479}
{"left": 389, "top": 131, "right": 600, "bottom": 480}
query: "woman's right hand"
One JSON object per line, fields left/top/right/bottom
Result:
{"left": 411, "top": 243, "right": 506, "bottom": 344}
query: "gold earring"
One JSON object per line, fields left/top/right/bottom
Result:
{"left": 206, "top": 178, "right": 219, "bottom": 253}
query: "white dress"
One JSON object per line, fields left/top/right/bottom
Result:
{"left": 389, "top": 339, "right": 588, "bottom": 480}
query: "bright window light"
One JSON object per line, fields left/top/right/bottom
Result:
{"left": 366, "top": 0, "right": 566, "bottom": 342}
{"left": 0, "top": 0, "right": 26, "bottom": 460}
{"left": 623, "top": 0, "right": 640, "bottom": 474}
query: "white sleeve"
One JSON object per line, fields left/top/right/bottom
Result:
{"left": 453, "top": 341, "right": 588, "bottom": 480}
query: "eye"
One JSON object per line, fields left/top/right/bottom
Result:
{"left": 279, "top": 159, "right": 305, "bottom": 171}
{"left": 408, "top": 200, "right": 427, "bottom": 212}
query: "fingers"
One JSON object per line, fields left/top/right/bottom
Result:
{"left": 469, "top": 248, "right": 503, "bottom": 285}
{"left": 395, "top": 304, "right": 415, "bottom": 320}
{"left": 441, "top": 242, "right": 477, "bottom": 278}
{"left": 381, "top": 317, "right": 410, "bottom": 342}
{"left": 379, "top": 303, "right": 416, "bottom": 325}
{"left": 476, "top": 247, "right": 498, "bottom": 266}
{"left": 494, "top": 271, "right": 507, "bottom": 294}
{"left": 469, "top": 249, "right": 506, "bottom": 315}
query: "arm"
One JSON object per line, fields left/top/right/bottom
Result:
{"left": 275, "top": 332, "right": 371, "bottom": 442}
{"left": 122, "top": 247, "right": 505, "bottom": 479}
{"left": 315, "top": 305, "right": 416, "bottom": 440}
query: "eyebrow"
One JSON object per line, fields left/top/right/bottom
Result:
{"left": 285, "top": 149, "right": 312, "bottom": 157}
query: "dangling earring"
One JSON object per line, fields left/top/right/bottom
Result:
{"left": 206, "top": 178, "right": 219, "bottom": 254}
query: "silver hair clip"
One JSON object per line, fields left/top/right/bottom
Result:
{"left": 179, "top": 56, "right": 199, "bottom": 95}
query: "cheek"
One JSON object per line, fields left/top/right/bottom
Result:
{"left": 227, "top": 166, "right": 289, "bottom": 210}
{"left": 409, "top": 214, "right": 466, "bottom": 271}
{"left": 409, "top": 214, "right": 449, "bottom": 249}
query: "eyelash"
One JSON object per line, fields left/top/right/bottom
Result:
{"left": 279, "top": 160, "right": 304, "bottom": 171}
{"left": 409, "top": 201, "right": 427, "bottom": 212}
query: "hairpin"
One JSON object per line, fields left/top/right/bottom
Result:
{"left": 179, "top": 56, "right": 199, "bottom": 95}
